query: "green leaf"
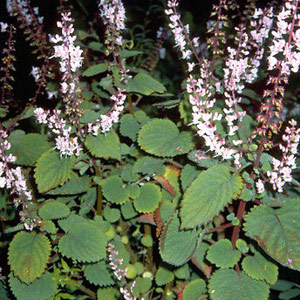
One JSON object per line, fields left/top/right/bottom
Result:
{"left": 126, "top": 73, "right": 166, "bottom": 95}
{"left": 191, "top": 241, "right": 210, "bottom": 272}
{"left": 133, "top": 156, "right": 165, "bottom": 175}
{"left": 58, "top": 222, "right": 107, "bottom": 262}
{"left": 174, "top": 264, "right": 190, "bottom": 280}
{"left": 138, "top": 119, "right": 193, "bottom": 157}
{"left": 9, "top": 272, "right": 57, "bottom": 300}
{"left": 0, "top": 281, "right": 10, "bottom": 300}
{"left": 155, "top": 266, "right": 174, "bottom": 286}
{"left": 121, "top": 200, "right": 137, "bottom": 219}
{"left": 120, "top": 49, "right": 143, "bottom": 58}
{"left": 120, "top": 114, "right": 141, "bottom": 141}
{"left": 97, "top": 287, "right": 120, "bottom": 300}
{"left": 103, "top": 206, "right": 121, "bottom": 223}
{"left": 279, "top": 288, "right": 300, "bottom": 299}
{"left": 101, "top": 175, "right": 129, "bottom": 204}
{"left": 46, "top": 174, "right": 90, "bottom": 195}
{"left": 182, "top": 279, "right": 206, "bottom": 300}
{"left": 133, "top": 183, "right": 161, "bottom": 213}
{"left": 181, "top": 164, "right": 242, "bottom": 229}
{"left": 84, "top": 261, "right": 114, "bottom": 286}
{"left": 242, "top": 251, "right": 278, "bottom": 285}
{"left": 34, "top": 149, "right": 75, "bottom": 193}
{"left": 39, "top": 199, "right": 70, "bottom": 220}
{"left": 244, "top": 198, "right": 300, "bottom": 271}
{"left": 180, "top": 164, "right": 199, "bottom": 191}
{"left": 132, "top": 277, "right": 152, "bottom": 297}
{"left": 159, "top": 212, "right": 202, "bottom": 266}
{"left": 82, "top": 63, "right": 107, "bottom": 76}
{"left": 208, "top": 269, "right": 269, "bottom": 300}
{"left": 9, "top": 134, "right": 50, "bottom": 166}
{"left": 206, "top": 239, "right": 241, "bottom": 268}
{"left": 58, "top": 214, "right": 90, "bottom": 232}
{"left": 85, "top": 131, "right": 121, "bottom": 160}
{"left": 8, "top": 231, "right": 51, "bottom": 284}
{"left": 41, "top": 220, "right": 56, "bottom": 234}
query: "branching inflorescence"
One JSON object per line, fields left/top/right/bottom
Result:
{"left": 166, "top": 0, "right": 300, "bottom": 193}
{"left": 0, "top": 129, "right": 34, "bottom": 230}
{"left": 107, "top": 242, "right": 142, "bottom": 300}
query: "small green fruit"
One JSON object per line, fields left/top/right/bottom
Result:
{"left": 104, "top": 225, "right": 116, "bottom": 240}
{"left": 125, "top": 264, "right": 138, "bottom": 279}
{"left": 121, "top": 235, "right": 129, "bottom": 244}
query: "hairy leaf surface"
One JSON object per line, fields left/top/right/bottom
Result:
{"left": 181, "top": 164, "right": 242, "bottom": 228}
{"left": 244, "top": 199, "right": 300, "bottom": 270}
{"left": 34, "top": 149, "right": 75, "bottom": 193}
{"left": 159, "top": 213, "right": 202, "bottom": 266}
{"left": 58, "top": 222, "right": 107, "bottom": 262}
{"left": 85, "top": 131, "right": 120, "bottom": 160}
{"left": 138, "top": 119, "right": 193, "bottom": 157}
{"left": 208, "top": 269, "right": 269, "bottom": 300}
{"left": 8, "top": 232, "right": 51, "bottom": 284}
{"left": 39, "top": 199, "right": 70, "bottom": 220}
{"left": 9, "top": 272, "right": 57, "bottom": 300}
{"left": 206, "top": 239, "right": 241, "bottom": 268}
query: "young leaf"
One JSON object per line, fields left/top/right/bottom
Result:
{"left": 82, "top": 63, "right": 107, "bottom": 77}
{"left": 38, "top": 199, "right": 70, "bottom": 220}
{"left": 133, "top": 183, "right": 161, "bottom": 213}
{"left": 244, "top": 199, "right": 300, "bottom": 271}
{"left": 101, "top": 175, "right": 130, "bottom": 204}
{"left": 180, "top": 164, "right": 199, "bottom": 191}
{"left": 208, "top": 269, "right": 269, "bottom": 300}
{"left": 126, "top": 73, "right": 166, "bottom": 95}
{"left": 138, "top": 119, "right": 193, "bottom": 157}
{"left": 97, "top": 287, "right": 120, "bottom": 300}
{"left": 9, "top": 133, "right": 50, "bottom": 166}
{"left": 58, "top": 222, "right": 107, "bottom": 262}
{"left": 9, "top": 272, "right": 57, "bottom": 300}
{"left": 133, "top": 156, "right": 165, "bottom": 175}
{"left": 46, "top": 174, "right": 90, "bottom": 195}
{"left": 182, "top": 279, "right": 206, "bottom": 300}
{"left": 84, "top": 261, "right": 114, "bottom": 286}
{"left": 34, "top": 149, "right": 75, "bottom": 193}
{"left": 181, "top": 164, "right": 242, "bottom": 229}
{"left": 120, "top": 114, "right": 141, "bottom": 141}
{"left": 8, "top": 232, "right": 51, "bottom": 284}
{"left": 132, "top": 277, "right": 152, "bottom": 297}
{"left": 206, "top": 239, "right": 241, "bottom": 268}
{"left": 159, "top": 212, "right": 202, "bottom": 266}
{"left": 155, "top": 266, "right": 174, "bottom": 286}
{"left": 85, "top": 131, "right": 121, "bottom": 160}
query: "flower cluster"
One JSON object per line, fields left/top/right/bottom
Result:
{"left": 50, "top": 12, "right": 84, "bottom": 118}
{"left": 165, "top": 0, "right": 192, "bottom": 61}
{"left": 268, "top": 1, "right": 300, "bottom": 76}
{"left": 1, "top": 24, "right": 16, "bottom": 104}
{"left": 6, "top": 0, "right": 44, "bottom": 25}
{"left": 0, "top": 129, "right": 34, "bottom": 230}
{"left": 99, "top": 0, "right": 126, "bottom": 47}
{"left": 107, "top": 242, "right": 138, "bottom": 300}
{"left": 34, "top": 108, "right": 82, "bottom": 157}
{"left": 187, "top": 74, "right": 238, "bottom": 160}
{"left": 6, "top": 0, "right": 54, "bottom": 103}
{"left": 88, "top": 88, "right": 126, "bottom": 135}
{"left": 267, "top": 119, "right": 300, "bottom": 192}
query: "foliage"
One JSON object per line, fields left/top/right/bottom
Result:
{"left": 1, "top": 0, "right": 300, "bottom": 300}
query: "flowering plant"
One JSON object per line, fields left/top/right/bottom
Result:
{"left": 1, "top": 0, "right": 300, "bottom": 300}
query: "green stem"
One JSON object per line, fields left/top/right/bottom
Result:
{"left": 78, "top": 285, "right": 96, "bottom": 299}
{"left": 91, "top": 159, "right": 103, "bottom": 216}
{"left": 144, "top": 224, "right": 154, "bottom": 269}
{"left": 127, "top": 94, "right": 134, "bottom": 115}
